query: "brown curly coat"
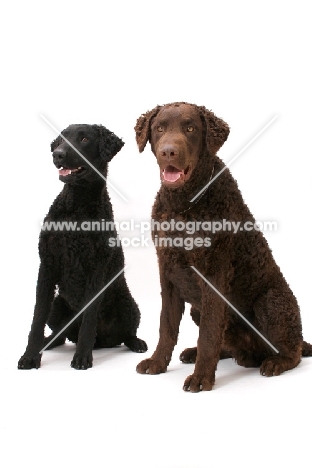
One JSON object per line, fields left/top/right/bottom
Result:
{"left": 135, "top": 102, "right": 312, "bottom": 392}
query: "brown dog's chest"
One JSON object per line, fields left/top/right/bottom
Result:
{"left": 155, "top": 242, "right": 206, "bottom": 308}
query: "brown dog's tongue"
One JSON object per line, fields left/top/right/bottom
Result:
{"left": 163, "top": 165, "right": 183, "bottom": 182}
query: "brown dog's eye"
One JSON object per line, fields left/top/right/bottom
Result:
{"left": 157, "top": 126, "right": 163, "bottom": 132}
{"left": 81, "top": 137, "right": 88, "bottom": 142}
{"left": 187, "top": 126, "right": 194, "bottom": 132}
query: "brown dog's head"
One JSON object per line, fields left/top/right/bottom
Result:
{"left": 135, "top": 102, "right": 229, "bottom": 188}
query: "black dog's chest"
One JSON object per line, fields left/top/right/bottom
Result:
{"left": 41, "top": 230, "right": 105, "bottom": 271}
{"left": 40, "top": 208, "right": 115, "bottom": 274}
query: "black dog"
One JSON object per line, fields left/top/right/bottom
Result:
{"left": 18, "top": 124, "right": 147, "bottom": 370}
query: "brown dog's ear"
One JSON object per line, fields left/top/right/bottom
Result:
{"left": 198, "top": 106, "right": 230, "bottom": 155}
{"left": 135, "top": 106, "right": 161, "bottom": 152}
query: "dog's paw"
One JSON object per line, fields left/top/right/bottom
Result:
{"left": 18, "top": 354, "right": 41, "bottom": 369}
{"left": 260, "top": 356, "right": 289, "bottom": 377}
{"left": 124, "top": 336, "right": 148, "bottom": 353}
{"left": 180, "top": 347, "right": 197, "bottom": 363}
{"left": 136, "top": 358, "right": 167, "bottom": 375}
{"left": 183, "top": 373, "right": 214, "bottom": 392}
{"left": 71, "top": 352, "right": 93, "bottom": 370}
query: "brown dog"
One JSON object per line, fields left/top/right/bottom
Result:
{"left": 135, "top": 102, "right": 312, "bottom": 392}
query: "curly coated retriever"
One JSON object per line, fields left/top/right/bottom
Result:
{"left": 18, "top": 124, "right": 147, "bottom": 370}
{"left": 135, "top": 102, "right": 311, "bottom": 392}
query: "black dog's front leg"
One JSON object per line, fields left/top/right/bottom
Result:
{"left": 18, "top": 263, "right": 56, "bottom": 369}
{"left": 70, "top": 294, "right": 102, "bottom": 370}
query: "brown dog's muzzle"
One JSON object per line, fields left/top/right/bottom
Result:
{"left": 156, "top": 139, "right": 193, "bottom": 186}
{"left": 159, "top": 144, "right": 180, "bottom": 160}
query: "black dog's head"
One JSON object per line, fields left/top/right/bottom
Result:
{"left": 51, "top": 124, "right": 124, "bottom": 184}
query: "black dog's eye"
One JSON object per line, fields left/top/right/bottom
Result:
{"left": 187, "top": 126, "right": 194, "bottom": 132}
{"left": 157, "top": 126, "right": 163, "bottom": 132}
{"left": 81, "top": 137, "right": 88, "bottom": 142}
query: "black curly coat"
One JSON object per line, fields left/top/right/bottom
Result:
{"left": 18, "top": 124, "right": 147, "bottom": 370}
{"left": 135, "top": 102, "right": 311, "bottom": 391}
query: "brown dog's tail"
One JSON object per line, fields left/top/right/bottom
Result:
{"left": 302, "top": 340, "right": 312, "bottom": 356}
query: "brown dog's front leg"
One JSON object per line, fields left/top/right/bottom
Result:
{"left": 183, "top": 285, "right": 227, "bottom": 392}
{"left": 137, "top": 271, "right": 184, "bottom": 375}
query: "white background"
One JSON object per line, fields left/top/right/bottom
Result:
{"left": 1, "top": 1, "right": 311, "bottom": 467}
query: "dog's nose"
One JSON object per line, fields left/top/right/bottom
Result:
{"left": 160, "top": 145, "right": 179, "bottom": 160}
{"left": 53, "top": 148, "right": 67, "bottom": 165}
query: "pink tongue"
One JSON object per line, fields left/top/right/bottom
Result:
{"left": 163, "top": 170, "right": 183, "bottom": 182}
{"left": 59, "top": 169, "right": 71, "bottom": 176}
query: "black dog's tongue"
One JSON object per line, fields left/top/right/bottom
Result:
{"left": 58, "top": 167, "right": 82, "bottom": 176}
{"left": 163, "top": 165, "right": 183, "bottom": 182}
{"left": 59, "top": 168, "right": 72, "bottom": 176}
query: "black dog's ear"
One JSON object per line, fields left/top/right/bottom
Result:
{"left": 50, "top": 135, "right": 63, "bottom": 152}
{"left": 198, "top": 106, "right": 230, "bottom": 155}
{"left": 135, "top": 106, "right": 161, "bottom": 152}
{"left": 97, "top": 125, "right": 124, "bottom": 162}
